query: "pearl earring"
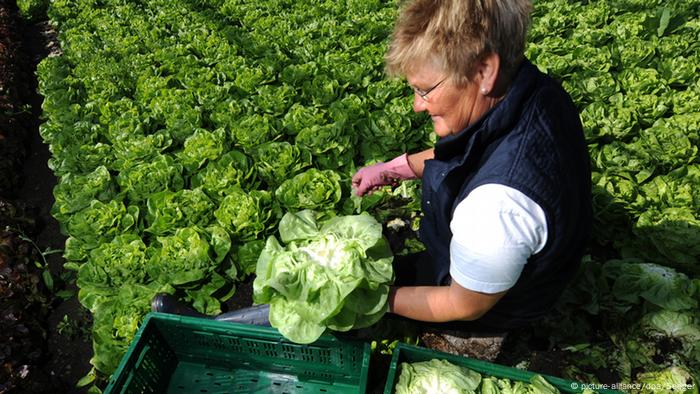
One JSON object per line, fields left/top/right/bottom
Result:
{"left": 481, "top": 87, "right": 488, "bottom": 94}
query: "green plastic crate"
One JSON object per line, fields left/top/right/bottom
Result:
{"left": 383, "top": 343, "right": 624, "bottom": 394}
{"left": 105, "top": 312, "right": 370, "bottom": 394}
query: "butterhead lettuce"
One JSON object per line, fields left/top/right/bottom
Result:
{"left": 253, "top": 210, "right": 393, "bottom": 343}
{"left": 274, "top": 168, "right": 342, "bottom": 211}
{"left": 395, "top": 359, "right": 481, "bottom": 394}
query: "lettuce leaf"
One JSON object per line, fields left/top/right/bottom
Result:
{"left": 604, "top": 260, "right": 697, "bottom": 311}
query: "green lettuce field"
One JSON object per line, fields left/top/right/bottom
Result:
{"left": 25, "top": 0, "right": 700, "bottom": 391}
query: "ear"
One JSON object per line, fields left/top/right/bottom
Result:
{"left": 475, "top": 52, "right": 500, "bottom": 96}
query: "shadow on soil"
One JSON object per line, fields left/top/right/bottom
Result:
{"left": 15, "top": 15, "right": 93, "bottom": 394}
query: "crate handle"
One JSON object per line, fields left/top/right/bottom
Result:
{"left": 133, "top": 344, "right": 153, "bottom": 370}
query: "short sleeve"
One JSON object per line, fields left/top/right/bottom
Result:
{"left": 449, "top": 184, "right": 548, "bottom": 294}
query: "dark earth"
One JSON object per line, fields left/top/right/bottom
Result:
{"left": 2, "top": 1, "right": 92, "bottom": 392}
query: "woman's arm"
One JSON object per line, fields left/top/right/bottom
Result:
{"left": 388, "top": 282, "right": 506, "bottom": 322}
{"left": 406, "top": 148, "right": 434, "bottom": 178}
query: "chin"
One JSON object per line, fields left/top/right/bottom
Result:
{"left": 430, "top": 120, "right": 442, "bottom": 134}
{"left": 432, "top": 124, "right": 452, "bottom": 138}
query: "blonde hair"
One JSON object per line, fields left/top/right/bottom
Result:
{"left": 385, "top": 0, "right": 532, "bottom": 84}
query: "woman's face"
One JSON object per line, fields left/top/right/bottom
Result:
{"left": 406, "top": 62, "right": 497, "bottom": 137}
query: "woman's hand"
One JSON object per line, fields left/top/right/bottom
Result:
{"left": 352, "top": 153, "right": 417, "bottom": 196}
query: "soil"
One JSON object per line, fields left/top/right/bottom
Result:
{"left": 2, "top": 5, "right": 93, "bottom": 393}
{"left": 223, "top": 276, "right": 254, "bottom": 312}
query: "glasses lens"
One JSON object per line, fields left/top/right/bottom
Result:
{"left": 415, "top": 78, "right": 445, "bottom": 102}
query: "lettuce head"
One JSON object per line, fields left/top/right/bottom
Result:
{"left": 395, "top": 359, "right": 481, "bottom": 394}
{"left": 635, "top": 366, "right": 697, "bottom": 394}
{"left": 253, "top": 210, "right": 393, "bottom": 343}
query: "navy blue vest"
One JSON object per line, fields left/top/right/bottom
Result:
{"left": 418, "top": 60, "right": 592, "bottom": 328}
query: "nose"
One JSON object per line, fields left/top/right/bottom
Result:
{"left": 413, "top": 93, "right": 427, "bottom": 113}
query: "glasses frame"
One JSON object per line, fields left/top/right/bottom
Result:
{"left": 413, "top": 77, "right": 447, "bottom": 102}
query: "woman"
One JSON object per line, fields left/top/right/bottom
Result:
{"left": 352, "top": 0, "right": 592, "bottom": 330}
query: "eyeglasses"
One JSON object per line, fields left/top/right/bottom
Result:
{"left": 413, "top": 78, "right": 447, "bottom": 102}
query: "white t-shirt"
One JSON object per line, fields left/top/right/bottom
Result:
{"left": 449, "top": 183, "right": 548, "bottom": 294}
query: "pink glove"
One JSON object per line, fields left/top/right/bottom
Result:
{"left": 352, "top": 153, "right": 417, "bottom": 196}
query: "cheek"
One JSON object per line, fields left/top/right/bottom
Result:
{"left": 448, "top": 98, "right": 475, "bottom": 132}
{"left": 435, "top": 93, "right": 471, "bottom": 132}
{"left": 448, "top": 113, "right": 469, "bottom": 133}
